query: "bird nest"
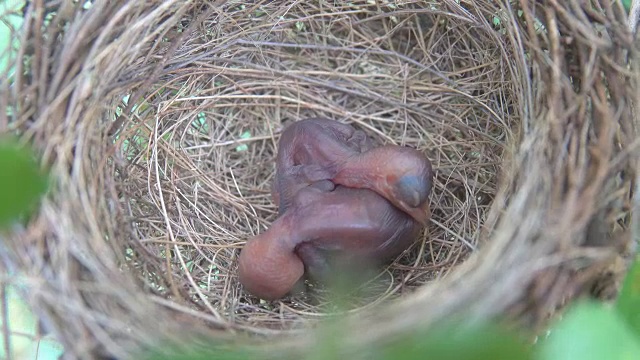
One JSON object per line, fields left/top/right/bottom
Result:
{"left": 1, "top": 1, "right": 638, "bottom": 359}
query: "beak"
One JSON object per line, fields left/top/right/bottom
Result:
{"left": 396, "top": 175, "right": 431, "bottom": 206}
{"left": 383, "top": 175, "right": 432, "bottom": 225}
{"left": 376, "top": 178, "right": 431, "bottom": 226}
{"left": 402, "top": 201, "right": 431, "bottom": 225}
{"left": 374, "top": 178, "right": 431, "bottom": 225}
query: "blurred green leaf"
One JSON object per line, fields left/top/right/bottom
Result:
{"left": 235, "top": 131, "right": 251, "bottom": 152}
{"left": 143, "top": 320, "right": 533, "bottom": 360}
{"left": 378, "top": 322, "right": 533, "bottom": 360}
{"left": 623, "top": 0, "right": 632, "bottom": 12}
{"left": 616, "top": 255, "right": 640, "bottom": 338}
{"left": 0, "top": 137, "right": 49, "bottom": 230}
{"left": 537, "top": 301, "right": 640, "bottom": 360}
{"left": 141, "top": 340, "right": 257, "bottom": 360}
{"left": 305, "top": 316, "right": 348, "bottom": 360}
{"left": 146, "top": 349, "right": 254, "bottom": 360}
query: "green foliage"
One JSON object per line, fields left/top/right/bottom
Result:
{"left": 0, "top": 137, "right": 49, "bottom": 230}
{"left": 623, "top": 0, "right": 632, "bottom": 11}
{"left": 537, "top": 301, "right": 640, "bottom": 360}
{"left": 141, "top": 339, "right": 257, "bottom": 360}
{"left": 378, "top": 322, "right": 533, "bottom": 360}
{"left": 144, "top": 320, "right": 533, "bottom": 360}
{"left": 538, "top": 255, "right": 640, "bottom": 360}
{"left": 145, "top": 348, "right": 255, "bottom": 360}
{"left": 616, "top": 254, "right": 640, "bottom": 338}
{"left": 235, "top": 131, "right": 251, "bottom": 152}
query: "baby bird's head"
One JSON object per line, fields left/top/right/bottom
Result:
{"left": 354, "top": 145, "right": 433, "bottom": 224}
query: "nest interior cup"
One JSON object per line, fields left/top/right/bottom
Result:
{"left": 2, "top": 1, "right": 638, "bottom": 359}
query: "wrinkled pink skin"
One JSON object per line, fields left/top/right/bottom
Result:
{"left": 238, "top": 184, "right": 421, "bottom": 300}
{"left": 271, "top": 117, "right": 433, "bottom": 224}
{"left": 238, "top": 118, "right": 433, "bottom": 300}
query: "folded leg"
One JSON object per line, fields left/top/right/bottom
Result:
{"left": 273, "top": 164, "right": 335, "bottom": 213}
